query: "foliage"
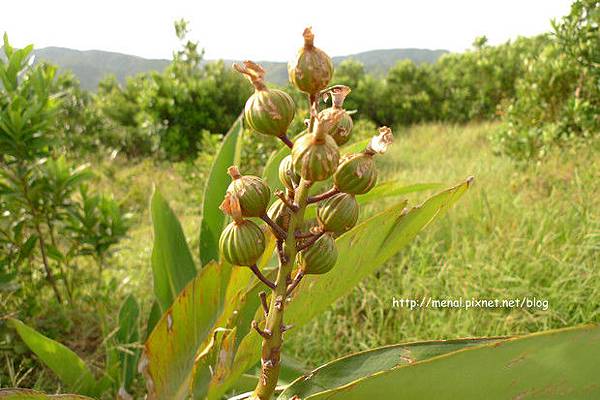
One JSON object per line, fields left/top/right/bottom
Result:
{"left": 96, "top": 20, "right": 252, "bottom": 160}
{"left": 0, "top": 35, "right": 130, "bottom": 395}
{"left": 332, "top": 35, "right": 548, "bottom": 127}
{"left": 494, "top": 0, "right": 599, "bottom": 159}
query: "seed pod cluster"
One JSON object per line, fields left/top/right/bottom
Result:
{"left": 229, "top": 29, "right": 395, "bottom": 286}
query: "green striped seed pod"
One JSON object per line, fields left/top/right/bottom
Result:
{"left": 296, "top": 233, "right": 337, "bottom": 275}
{"left": 301, "top": 218, "right": 321, "bottom": 234}
{"left": 317, "top": 193, "right": 359, "bottom": 235}
{"left": 288, "top": 27, "right": 333, "bottom": 95}
{"left": 278, "top": 155, "right": 300, "bottom": 191}
{"left": 227, "top": 166, "right": 270, "bottom": 217}
{"left": 267, "top": 199, "right": 292, "bottom": 232}
{"left": 291, "top": 133, "right": 339, "bottom": 181}
{"left": 333, "top": 153, "right": 377, "bottom": 195}
{"left": 329, "top": 112, "right": 353, "bottom": 146}
{"left": 234, "top": 61, "right": 295, "bottom": 138}
{"left": 219, "top": 219, "right": 266, "bottom": 266}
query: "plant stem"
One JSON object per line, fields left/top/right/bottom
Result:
{"left": 34, "top": 223, "right": 63, "bottom": 304}
{"left": 307, "top": 187, "right": 339, "bottom": 204}
{"left": 251, "top": 178, "right": 311, "bottom": 400}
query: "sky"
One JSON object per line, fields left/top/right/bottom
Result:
{"left": 2, "top": 0, "right": 573, "bottom": 61}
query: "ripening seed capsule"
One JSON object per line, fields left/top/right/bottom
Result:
{"left": 333, "top": 153, "right": 377, "bottom": 195}
{"left": 219, "top": 219, "right": 266, "bottom": 266}
{"left": 318, "top": 86, "right": 354, "bottom": 146}
{"left": 227, "top": 166, "right": 270, "bottom": 217}
{"left": 296, "top": 233, "right": 337, "bottom": 275}
{"left": 234, "top": 61, "right": 296, "bottom": 138}
{"left": 291, "top": 134, "right": 339, "bottom": 181}
{"left": 317, "top": 193, "right": 359, "bottom": 235}
{"left": 288, "top": 27, "right": 333, "bottom": 95}
{"left": 278, "top": 155, "right": 300, "bottom": 191}
{"left": 267, "top": 199, "right": 292, "bottom": 232}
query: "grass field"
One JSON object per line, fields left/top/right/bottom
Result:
{"left": 285, "top": 122, "right": 600, "bottom": 367}
{"left": 87, "top": 121, "right": 600, "bottom": 371}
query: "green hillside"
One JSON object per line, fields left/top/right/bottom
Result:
{"left": 30, "top": 46, "right": 447, "bottom": 89}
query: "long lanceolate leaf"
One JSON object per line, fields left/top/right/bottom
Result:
{"left": 278, "top": 337, "right": 505, "bottom": 399}
{"left": 216, "top": 177, "right": 474, "bottom": 397}
{"left": 8, "top": 320, "right": 99, "bottom": 397}
{"left": 199, "top": 115, "right": 244, "bottom": 266}
{"left": 150, "top": 189, "right": 197, "bottom": 312}
{"left": 302, "top": 325, "right": 600, "bottom": 399}
{"left": 140, "top": 261, "right": 225, "bottom": 400}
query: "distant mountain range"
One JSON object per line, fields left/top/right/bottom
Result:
{"left": 29, "top": 47, "right": 448, "bottom": 90}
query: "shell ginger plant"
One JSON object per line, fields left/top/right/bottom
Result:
{"left": 225, "top": 39, "right": 393, "bottom": 398}
{"left": 6, "top": 26, "right": 599, "bottom": 400}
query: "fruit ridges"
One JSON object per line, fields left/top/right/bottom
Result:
{"left": 291, "top": 133, "right": 339, "bottom": 181}
{"left": 288, "top": 27, "right": 333, "bottom": 95}
{"left": 219, "top": 219, "right": 266, "bottom": 266}
{"left": 244, "top": 89, "right": 295, "bottom": 137}
{"left": 234, "top": 60, "right": 296, "bottom": 137}
{"left": 317, "top": 192, "right": 359, "bottom": 234}
{"left": 279, "top": 154, "right": 300, "bottom": 190}
{"left": 334, "top": 153, "right": 377, "bottom": 195}
{"left": 267, "top": 199, "right": 292, "bottom": 232}
{"left": 227, "top": 166, "right": 270, "bottom": 217}
{"left": 296, "top": 232, "right": 338, "bottom": 275}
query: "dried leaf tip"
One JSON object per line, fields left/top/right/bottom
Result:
{"left": 233, "top": 60, "right": 267, "bottom": 91}
{"left": 321, "top": 85, "right": 351, "bottom": 108}
{"left": 366, "top": 126, "right": 394, "bottom": 155}
{"left": 303, "top": 27, "right": 315, "bottom": 48}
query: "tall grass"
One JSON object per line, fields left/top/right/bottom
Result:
{"left": 286, "top": 122, "right": 600, "bottom": 366}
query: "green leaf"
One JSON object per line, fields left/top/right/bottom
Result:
{"left": 140, "top": 261, "right": 225, "bottom": 400}
{"left": 304, "top": 180, "right": 444, "bottom": 219}
{"left": 8, "top": 319, "right": 98, "bottom": 396}
{"left": 302, "top": 325, "right": 600, "bottom": 399}
{"left": 0, "top": 389, "right": 94, "bottom": 399}
{"left": 225, "top": 178, "right": 473, "bottom": 393}
{"left": 287, "top": 177, "right": 473, "bottom": 328}
{"left": 16, "top": 234, "right": 38, "bottom": 263}
{"left": 199, "top": 115, "right": 244, "bottom": 266}
{"left": 278, "top": 337, "right": 504, "bottom": 399}
{"left": 145, "top": 299, "right": 162, "bottom": 340}
{"left": 262, "top": 145, "right": 290, "bottom": 193}
{"left": 356, "top": 180, "right": 444, "bottom": 204}
{"left": 150, "top": 188, "right": 197, "bottom": 312}
{"left": 115, "top": 294, "right": 140, "bottom": 393}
